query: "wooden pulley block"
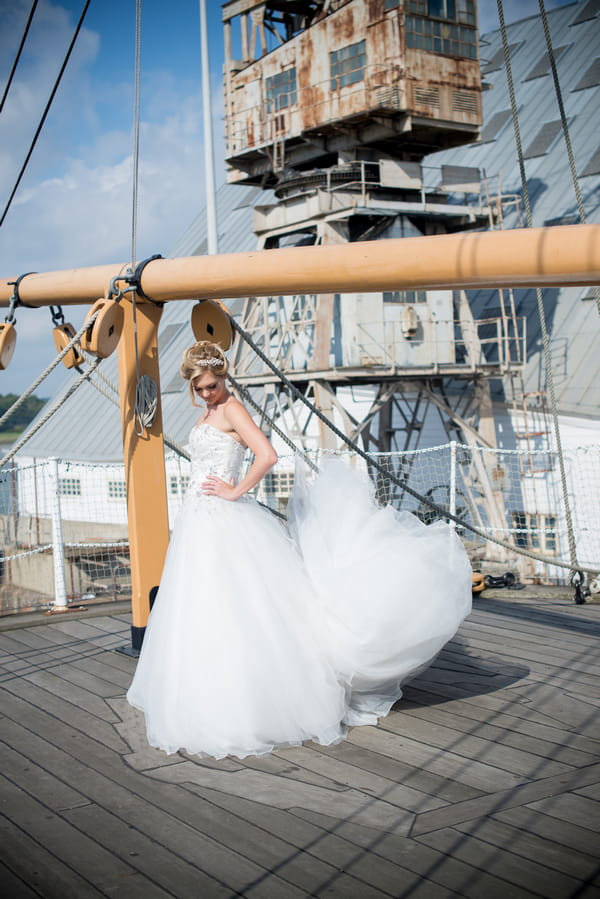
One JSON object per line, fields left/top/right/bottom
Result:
{"left": 0, "top": 322, "right": 17, "bottom": 370}
{"left": 80, "top": 299, "right": 124, "bottom": 359}
{"left": 191, "top": 300, "right": 234, "bottom": 350}
{"left": 52, "top": 323, "right": 84, "bottom": 369}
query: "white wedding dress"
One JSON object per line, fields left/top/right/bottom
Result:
{"left": 127, "top": 422, "right": 472, "bottom": 759}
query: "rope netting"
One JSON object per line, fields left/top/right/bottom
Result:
{"left": 1, "top": 440, "right": 598, "bottom": 614}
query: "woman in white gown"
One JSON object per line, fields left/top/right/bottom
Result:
{"left": 127, "top": 341, "right": 472, "bottom": 759}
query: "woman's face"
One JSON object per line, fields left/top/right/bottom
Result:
{"left": 192, "top": 371, "right": 227, "bottom": 406}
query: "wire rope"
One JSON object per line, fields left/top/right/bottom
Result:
{"left": 0, "top": 0, "right": 91, "bottom": 228}
{"left": 497, "top": 0, "right": 580, "bottom": 576}
{"left": 227, "top": 374, "right": 319, "bottom": 473}
{"left": 229, "top": 315, "right": 596, "bottom": 574}
{"left": 131, "top": 0, "right": 142, "bottom": 271}
{"left": 0, "top": 357, "right": 101, "bottom": 469}
{"left": 0, "top": 0, "right": 39, "bottom": 115}
{"left": 0, "top": 307, "right": 102, "bottom": 430}
{"left": 537, "top": 0, "right": 600, "bottom": 317}
{"left": 128, "top": 0, "right": 158, "bottom": 437}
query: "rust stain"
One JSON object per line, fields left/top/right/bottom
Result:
{"left": 224, "top": 0, "right": 482, "bottom": 181}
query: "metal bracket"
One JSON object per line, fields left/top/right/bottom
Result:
{"left": 6, "top": 271, "right": 37, "bottom": 320}
{"left": 50, "top": 305, "right": 65, "bottom": 327}
{"left": 127, "top": 254, "right": 164, "bottom": 305}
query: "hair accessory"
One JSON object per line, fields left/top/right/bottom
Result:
{"left": 197, "top": 357, "right": 223, "bottom": 366}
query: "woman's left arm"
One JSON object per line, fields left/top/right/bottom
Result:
{"left": 204, "top": 401, "right": 278, "bottom": 501}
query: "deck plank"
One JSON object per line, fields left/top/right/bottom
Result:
{"left": 415, "top": 825, "right": 600, "bottom": 899}
{"left": 453, "top": 817, "right": 600, "bottom": 881}
{"left": 0, "top": 593, "right": 598, "bottom": 897}
{"left": 400, "top": 690, "right": 600, "bottom": 759}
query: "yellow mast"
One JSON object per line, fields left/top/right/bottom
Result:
{"left": 116, "top": 298, "right": 169, "bottom": 652}
{"left": 2, "top": 225, "right": 599, "bottom": 308}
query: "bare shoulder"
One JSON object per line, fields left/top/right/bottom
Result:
{"left": 222, "top": 396, "right": 253, "bottom": 426}
{"left": 223, "top": 396, "right": 276, "bottom": 461}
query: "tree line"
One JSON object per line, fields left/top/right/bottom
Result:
{"left": 0, "top": 394, "right": 47, "bottom": 432}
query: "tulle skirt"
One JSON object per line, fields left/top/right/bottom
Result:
{"left": 127, "top": 459, "right": 472, "bottom": 758}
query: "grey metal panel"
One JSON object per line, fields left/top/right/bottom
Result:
{"left": 571, "top": 0, "right": 600, "bottom": 25}
{"left": 523, "top": 45, "right": 569, "bottom": 81}
{"left": 430, "top": 0, "right": 600, "bottom": 417}
{"left": 572, "top": 55, "right": 600, "bottom": 90}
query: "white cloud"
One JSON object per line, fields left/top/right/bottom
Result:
{"left": 0, "top": 6, "right": 217, "bottom": 393}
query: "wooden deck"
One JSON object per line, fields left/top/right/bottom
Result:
{"left": 1, "top": 588, "right": 599, "bottom": 898}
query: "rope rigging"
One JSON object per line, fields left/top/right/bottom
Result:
{"left": 0, "top": 303, "right": 103, "bottom": 433}
{"left": 537, "top": 0, "right": 600, "bottom": 318}
{"left": 496, "top": 0, "right": 580, "bottom": 579}
{"left": 0, "top": 296, "right": 595, "bottom": 573}
{"left": 0, "top": 0, "right": 91, "bottom": 229}
{"left": 228, "top": 314, "right": 597, "bottom": 576}
{"left": 0, "top": 0, "right": 39, "bottom": 115}
{"left": 0, "top": 356, "right": 102, "bottom": 470}
{"left": 127, "top": 0, "right": 160, "bottom": 438}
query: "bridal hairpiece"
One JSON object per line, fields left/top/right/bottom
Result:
{"left": 197, "top": 358, "right": 223, "bottom": 366}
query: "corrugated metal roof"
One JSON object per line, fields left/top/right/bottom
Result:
{"left": 18, "top": 0, "right": 600, "bottom": 461}
{"left": 431, "top": 0, "right": 600, "bottom": 416}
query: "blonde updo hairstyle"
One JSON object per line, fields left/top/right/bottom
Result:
{"left": 180, "top": 341, "right": 229, "bottom": 405}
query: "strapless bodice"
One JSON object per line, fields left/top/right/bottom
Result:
{"left": 188, "top": 423, "right": 246, "bottom": 498}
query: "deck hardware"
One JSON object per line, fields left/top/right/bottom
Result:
{"left": 0, "top": 278, "right": 26, "bottom": 369}
{"left": 80, "top": 298, "right": 124, "bottom": 359}
{"left": 0, "top": 321, "right": 17, "bottom": 369}
{"left": 571, "top": 570, "right": 586, "bottom": 605}
{"left": 191, "top": 299, "right": 235, "bottom": 350}
{"left": 124, "top": 254, "right": 164, "bottom": 305}
{"left": 50, "top": 305, "right": 84, "bottom": 369}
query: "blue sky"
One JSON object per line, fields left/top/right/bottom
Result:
{"left": 0, "top": 0, "right": 574, "bottom": 395}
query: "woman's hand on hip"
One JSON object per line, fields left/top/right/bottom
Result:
{"left": 201, "top": 476, "right": 238, "bottom": 501}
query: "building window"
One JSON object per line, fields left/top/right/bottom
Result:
{"left": 523, "top": 120, "right": 562, "bottom": 158}
{"left": 59, "top": 478, "right": 81, "bottom": 496}
{"left": 263, "top": 471, "right": 295, "bottom": 496}
{"left": 523, "top": 46, "right": 568, "bottom": 81}
{"left": 512, "top": 512, "right": 557, "bottom": 555}
{"left": 169, "top": 475, "right": 190, "bottom": 496}
{"left": 482, "top": 43, "right": 522, "bottom": 74}
{"left": 581, "top": 146, "right": 600, "bottom": 177}
{"left": 107, "top": 480, "right": 126, "bottom": 500}
{"left": 265, "top": 68, "right": 297, "bottom": 113}
{"left": 383, "top": 290, "right": 427, "bottom": 303}
{"left": 407, "top": 0, "right": 476, "bottom": 25}
{"left": 330, "top": 40, "right": 367, "bottom": 90}
{"left": 405, "top": 14, "right": 477, "bottom": 59}
{"left": 478, "top": 109, "right": 512, "bottom": 144}
{"left": 572, "top": 57, "right": 600, "bottom": 91}
{"left": 385, "top": 0, "right": 399, "bottom": 8}
{"left": 570, "top": 0, "right": 600, "bottom": 26}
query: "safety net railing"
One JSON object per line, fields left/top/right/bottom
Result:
{"left": 1, "top": 441, "right": 598, "bottom": 615}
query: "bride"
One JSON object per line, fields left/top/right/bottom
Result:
{"left": 127, "top": 340, "right": 472, "bottom": 759}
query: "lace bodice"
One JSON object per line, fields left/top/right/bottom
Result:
{"left": 186, "top": 423, "right": 246, "bottom": 506}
